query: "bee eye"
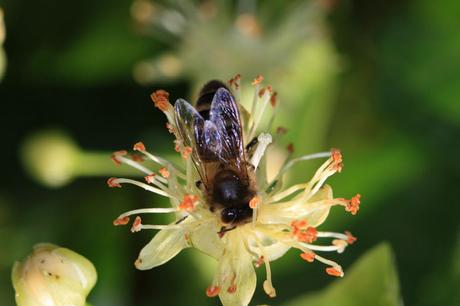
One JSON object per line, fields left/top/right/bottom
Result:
{"left": 221, "top": 208, "right": 237, "bottom": 224}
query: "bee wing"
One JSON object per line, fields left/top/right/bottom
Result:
{"left": 174, "top": 99, "right": 221, "bottom": 187}
{"left": 209, "top": 88, "right": 247, "bottom": 174}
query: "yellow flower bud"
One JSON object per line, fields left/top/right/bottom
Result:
{"left": 12, "top": 243, "right": 97, "bottom": 306}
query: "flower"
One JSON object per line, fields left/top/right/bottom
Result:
{"left": 11, "top": 243, "right": 97, "bottom": 306}
{"left": 109, "top": 75, "right": 361, "bottom": 306}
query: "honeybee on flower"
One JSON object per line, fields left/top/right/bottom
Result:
{"left": 109, "top": 75, "right": 361, "bottom": 306}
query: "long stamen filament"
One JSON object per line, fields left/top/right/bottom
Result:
{"left": 115, "top": 178, "right": 175, "bottom": 198}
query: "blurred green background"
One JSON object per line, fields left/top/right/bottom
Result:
{"left": 1, "top": 0, "right": 459, "bottom": 305}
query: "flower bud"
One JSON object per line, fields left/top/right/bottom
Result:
{"left": 12, "top": 243, "right": 97, "bottom": 306}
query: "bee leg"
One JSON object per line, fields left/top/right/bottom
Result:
{"left": 217, "top": 225, "right": 237, "bottom": 238}
{"left": 245, "top": 137, "right": 258, "bottom": 152}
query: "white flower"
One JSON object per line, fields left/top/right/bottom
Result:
{"left": 109, "top": 75, "right": 361, "bottom": 306}
{"left": 12, "top": 243, "right": 97, "bottom": 306}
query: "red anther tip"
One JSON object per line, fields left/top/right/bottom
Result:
{"left": 255, "top": 256, "right": 265, "bottom": 268}
{"left": 113, "top": 216, "right": 129, "bottom": 226}
{"left": 111, "top": 150, "right": 127, "bottom": 165}
{"left": 249, "top": 196, "right": 260, "bottom": 209}
{"left": 150, "top": 89, "right": 170, "bottom": 112}
{"left": 144, "top": 174, "right": 156, "bottom": 184}
{"left": 300, "top": 252, "right": 315, "bottom": 263}
{"left": 206, "top": 286, "right": 220, "bottom": 297}
{"left": 258, "top": 87, "right": 266, "bottom": 98}
{"left": 326, "top": 267, "right": 343, "bottom": 277}
{"left": 346, "top": 194, "right": 361, "bottom": 215}
{"left": 165, "top": 123, "right": 175, "bottom": 134}
{"left": 131, "top": 154, "right": 144, "bottom": 162}
{"left": 131, "top": 216, "right": 142, "bottom": 232}
{"left": 276, "top": 126, "right": 288, "bottom": 135}
{"left": 133, "top": 142, "right": 146, "bottom": 151}
{"left": 270, "top": 91, "right": 278, "bottom": 107}
{"left": 345, "top": 231, "right": 357, "bottom": 244}
{"left": 227, "top": 285, "right": 237, "bottom": 294}
{"left": 179, "top": 194, "right": 198, "bottom": 212}
{"left": 287, "top": 143, "right": 294, "bottom": 153}
{"left": 107, "top": 177, "right": 121, "bottom": 188}
{"left": 252, "top": 74, "right": 264, "bottom": 85}
{"left": 181, "top": 146, "right": 192, "bottom": 159}
{"left": 159, "top": 167, "right": 170, "bottom": 178}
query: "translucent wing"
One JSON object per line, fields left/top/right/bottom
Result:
{"left": 174, "top": 88, "right": 248, "bottom": 189}
{"left": 209, "top": 87, "right": 247, "bottom": 174}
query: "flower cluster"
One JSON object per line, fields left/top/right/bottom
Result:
{"left": 109, "top": 75, "right": 361, "bottom": 306}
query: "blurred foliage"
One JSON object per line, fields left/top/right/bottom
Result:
{"left": 284, "top": 243, "right": 401, "bottom": 306}
{"left": 0, "top": 0, "right": 459, "bottom": 305}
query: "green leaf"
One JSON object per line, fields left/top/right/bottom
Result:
{"left": 283, "top": 243, "right": 402, "bottom": 306}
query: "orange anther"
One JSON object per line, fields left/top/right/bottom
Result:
{"left": 206, "top": 285, "right": 220, "bottom": 297}
{"left": 179, "top": 194, "right": 198, "bottom": 212}
{"left": 182, "top": 146, "right": 193, "bottom": 159}
{"left": 174, "top": 141, "right": 181, "bottom": 152}
{"left": 270, "top": 91, "right": 278, "bottom": 107}
{"left": 228, "top": 74, "right": 241, "bottom": 90}
{"left": 287, "top": 143, "right": 294, "bottom": 153}
{"left": 107, "top": 177, "right": 121, "bottom": 188}
{"left": 113, "top": 216, "right": 129, "bottom": 226}
{"left": 276, "top": 126, "right": 288, "bottom": 135}
{"left": 258, "top": 87, "right": 266, "bottom": 98}
{"left": 133, "top": 142, "right": 146, "bottom": 151}
{"left": 159, "top": 167, "right": 170, "bottom": 178}
{"left": 345, "top": 231, "right": 357, "bottom": 244}
{"left": 291, "top": 219, "right": 308, "bottom": 230}
{"left": 165, "top": 122, "right": 175, "bottom": 134}
{"left": 249, "top": 196, "right": 260, "bottom": 209}
{"left": 346, "top": 194, "right": 361, "bottom": 215}
{"left": 227, "top": 284, "right": 237, "bottom": 294}
{"left": 255, "top": 256, "right": 265, "bottom": 268}
{"left": 326, "top": 267, "right": 343, "bottom": 277}
{"left": 144, "top": 174, "right": 156, "bottom": 184}
{"left": 111, "top": 150, "right": 128, "bottom": 165}
{"left": 300, "top": 252, "right": 315, "bottom": 262}
{"left": 131, "top": 154, "right": 144, "bottom": 162}
{"left": 252, "top": 74, "right": 264, "bottom": 85}
{"left": 331, "top": 148, "right": 343, "bottom": 172}
{"left": 131, "top": 216, "right": 142, "bottom": 232}
{"left": 297, "top": 227, "right": 317, "bottom": 243}
{"left": 150, "top": 89, "right": 171, "bottom": 112}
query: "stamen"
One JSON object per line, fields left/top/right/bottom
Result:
{"left": 252, "top": 74, "right": 264, "bottom": 85}
{"left": 276, "top": 126, "right": 288, "bottom": 135}
{"left": 255, "top": 256, "right": 264, "bottom": 268}
{"left": 206, "top": 285, "right": 220, "bottom": 297}
{"left": 300, "top": 252, "right": 315, "bottom": 262}
{"left": 150, "top": 89, "right": 171, "bottom": 112}
{"left": 270, "top": 91, "right": 278, "bottom": 107}
{"left": 116, "top": 207, "right": 178, "bottom": 220}
{"left": 287, "top": 143, "right": 294, "bottom": 153}
{"left": 113, "top": 216, "right": 130, "bottom": 226}
{"left": 178, "top": 194, "right": 198, "bottom": 212}
{"left": 181, "top": 146, "right": 192, "bottom": 159}
{"left": 326, "top": 267, "right": 344, "bottom": 277}
{"left": 249, "top": 196, "right": 260, "bottom": 209}
{"left": 116, "top": 155, "right": 153, "bottom": 175}
{"left": 249, "top": 133, "right": 272, "bottom": 169}
{"left": 113, "top": 178, "right": 174, "bottom": 198}
{"left": 111, "top": 150, "right": 128, "bottom": 165}
{"left": 144, "top": 174, "right": 156, "bottom": 184}
{"left": 107, "top": 177, "right": 121, "bottom": 188}
{"left": 345, "top": 231, "right": 357, "bottom": 244}
{"left": 346, "top": 194, "right": 361, "bottom": 215}
{"left": 331, "top": 148, "right": 343, "bottom": 173}
{"left": 131, "top": 216, "right": 142, "bottom": 232}
{"left": 133, "top": 141, "right": 146, "bottom": 151}
{"left": 159, "top": 167, "right": 170, "bottom": 178}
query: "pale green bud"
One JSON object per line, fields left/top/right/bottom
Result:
{"left": 12, "top": 243, "right": 97, "bottom": 306}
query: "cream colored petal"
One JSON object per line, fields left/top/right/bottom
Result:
{"left": 218, "top": 230, "right": 257, "bottom": 306}
{"left": 135, "top": 227, "right": 189, "bottom": 270}
{"left": 248, "top": 230, "right": 290, "bottom": 262}
{"left": 305, "top": 184, "right": 333, "bottom": 227}
{"left": 190, "top": 220, "right": 224, "bottom": 259}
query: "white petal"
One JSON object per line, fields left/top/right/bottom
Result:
{"left": 218, "top": 230, "right": 257, "bottom": 306}
{"left": 190, "top": 221, "right": 224, "bottom": 259}
{"left": 135, "top": 227, "right": 189, "bottom": 270}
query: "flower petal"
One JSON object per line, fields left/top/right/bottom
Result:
{"left": 190, "top": 220, "right": 224, "bottom": 259}
{"left": 306, "top": 184, "right": 333, "bottom": 227}
{"left": 218, "top": 230, "right": 257, "bottom": 306}
{"left": 135, "top": 227, "right": 189, "bottom": 270}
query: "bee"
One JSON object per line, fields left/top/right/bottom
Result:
{"left": 174, "top": 80, "right": 257, "bottom": 228}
